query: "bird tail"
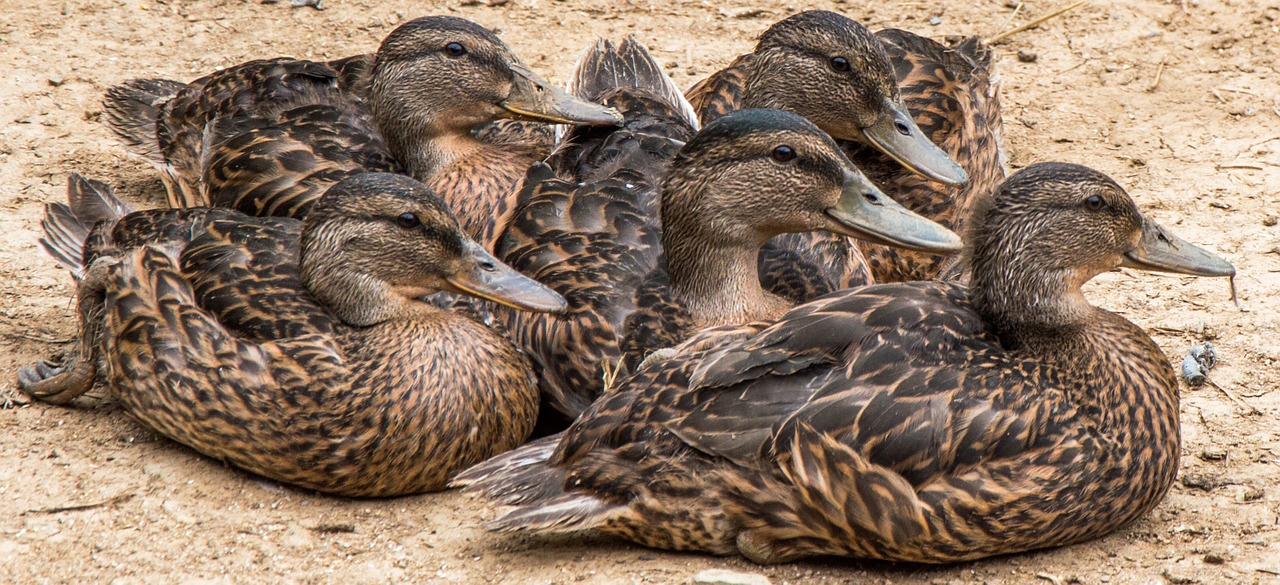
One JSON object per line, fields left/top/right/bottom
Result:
{"left": 40, "top": 174, "right": 133, "bottom": 279}
{"left": 567, "top": 37, "right": 700, "bottom": 131}
{"left": 452, "top": 434, "right": 620, "bottom": 533}
{"left": 102, "top": 78, "right": 185, "bottom": 165}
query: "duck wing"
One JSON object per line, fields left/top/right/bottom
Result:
{"left": 495, "top": 38, "right": 696, "bottom": 419}
{"left": 102, "top": 245, "right": 364, "bottom": 492}
{"left": 684, "top": 54, "right": 754, "bottom": 127}
{"left": 145, "top": 58, "right": 346, "bottom": 208}
{"left": 200, "top": 101, "right": 401, "bottom": 218}
{"left": 497, "top": 162, "right": 664, "bottom": 418}
{"left": 179, "top": 215, "right": 339, "bottom": 342}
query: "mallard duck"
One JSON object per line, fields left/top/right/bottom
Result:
{"left": 457, "top": 162, "right": 1235, "bottom": 563}
{"left": 494, "top": 38, "right": 960, "bottom": 420}
{"left": 103, "top": 15, "right": 621, "bottom": 247}
{"left": 19, "top": 172, "right": 566, "bottom": 497}
{"left": 687, "top": 10, "right": 1003, "bottom": 283}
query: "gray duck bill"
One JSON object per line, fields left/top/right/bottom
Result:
{"left": 862, "top": 97, "right": 968, "bottom": 186}
{"left": 1120, "top": 218, "right": 1235, "bottom": 277}
{"left": 825, "top": 168, "right": 964, "bottom": 253}
{"left": 445, "top": 240, "right": 568, "bottom": 313}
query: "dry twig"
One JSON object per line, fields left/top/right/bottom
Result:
{"left": 985, "top": 1, "right": 1086, "bottom": 44}
{"left": 1205, "top": 378, "right": 1260, "bottom": 416}
{"left": 26, "top": 492, "right": 135, "bottom": 515}
{"left": 1147, "top": 60, "right": 1166, "bottom": 92}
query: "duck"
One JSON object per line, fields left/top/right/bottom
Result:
{"left": 456, "top": 162, "right": 1235, "bottom": 563}
{"left": 687, "top": 10, "right": 1004, "bottom": 283}
{"left": 103, "top": 15, "right": 621, "bottom": 248}
{"left": 493, "top": 38, "right": 960, "bottom": 421}
{"left": 18, "top": 172, "right": 567, "bottom": 497}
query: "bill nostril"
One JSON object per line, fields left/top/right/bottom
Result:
{"left": 894, "top": 120, "right": 911, "bottom": 136}
{"left": 480, "top": 260, "right": 497, "bottom": 272}
{"left": 864, "top": 192, "right": 880, "bottom": 203}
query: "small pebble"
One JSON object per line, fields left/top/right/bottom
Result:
{"left": 1236, "top": 485, "right": 1264, "bottom": 502}
{"left": 1017, "top": 49, "right": 1038, "bottom": 63}
{"left": 1180, "top": 473, "right": 1220, "bottom": 491}
{"left": 692, "top": 569, "right": 772, "bottom": 585}
{"left": 1162, "top": 569, "right": 1200, "bottom": 584}
{"left": 929, "top": 16, "right": 942, "bottom": 25}
{"left": 47, "top": 76, "right": 65, "bottom": 87}
{"left": 1202, "top": 552, "right": 1227, "bottom": 564}
{"left": 1197, "top": 447, "right": 1227, "bottom": 461}
{"left": 1263, "top": 215, "right": 1278, "bottom": 227}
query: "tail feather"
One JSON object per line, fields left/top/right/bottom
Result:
{"left": 484, "top": 492, "right": 619, "bottom": 533}
{"left": 452, "top": 434, "right": 565, "bottom": 504}
{"left": 40, "top": 174, "right": 133, "bottom": 279}
{"left": 103, "top": 78, "right": 185, "bottom": 165}
{"left": 40, "top": 203, "right": 89, "bottom": 278}
{"left": 567, "top": 37, "right": 700, "bottom": 132}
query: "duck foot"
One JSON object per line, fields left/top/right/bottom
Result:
{"left": 18, "top": 356, "right": 96, "bottom": 406}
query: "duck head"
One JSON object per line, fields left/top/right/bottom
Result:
{"left": 300, "top": 173, "right": 566, "bottom": 326}
{"left": 661, "top": 108, "right": 962, "bottom": 255}
{"left": 741, "top": 10, "right": 967, "bottom": 185}
{"left": 368, "top": 16, "right": 622, "bottom": 170}
{"left": 968, "top": 162, "right": 1234, "bottom": 330}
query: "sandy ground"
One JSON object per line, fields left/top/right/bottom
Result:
{"left": 1, "top": 0, "right": 1277, "bottom": 583}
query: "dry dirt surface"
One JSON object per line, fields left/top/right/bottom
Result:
{"left": 1, "top": 0, "right": 1278, "bottom": 583}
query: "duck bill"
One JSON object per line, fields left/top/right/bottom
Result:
{"left": 824, "top": 168, "right": 963, "bottom": 253}
{"left": 862, "top": 98, "right": 968, "bottom": 186}
{"left": 500, "top": 62, "right": 623, "bottom": 126}
{"left": 1120, "top": 218, "right": 1235, "bottom": 277}
{"left": 444, "top": 240, "right": 568, "bottom": 314}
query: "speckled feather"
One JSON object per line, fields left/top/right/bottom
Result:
{"left": 687, "top": 25, "right": 1004, "bottom": 284}
{"left": 103, "top": 17, "right": 600, "bottom": 249}
{"left": 459, "top": 163, "right": 1194, "bottom": 564}
{"left": 23, "top": 174, "right": 542, "bottom": 496}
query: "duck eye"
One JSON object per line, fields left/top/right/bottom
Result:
{"left": 829, "top": 56, "right": 850, "bottom": 72}
{"left": 1084, "top": 195, "right": 1106, "bottom": 211}
{"left": 771, "top": 145, "right": 796, "bottom": 163}
{"left": 396, "top": 212, "right": 421, "bottom": 229}
{"left": 445, "top": 42, "right": 466, "bottom": 57}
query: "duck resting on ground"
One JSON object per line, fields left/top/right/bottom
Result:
{"left": 20, "top": 172, "right": 566, "bottom": 497}
{"left": 688, "top": 10, "right": 1004, "bottom": 283}
{"left": 457, "top": 162, "right": 1234, "bottom": 563}
{"left": 493, "top": 38, "right": 960, "bottom": 420}
{"left": 103, "top": 15, "right": 621, "bottom": 247}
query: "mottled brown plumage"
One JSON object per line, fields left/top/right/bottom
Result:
{"left": 687, "top": 11, "right": 1003, "bottom": 284}
{"left": 19, "top": 173, "right": 567, "bottom": 497}
{"left": 102, "top": 16, "right": 620, "bottom": 247}
{"left": 457, "top": 162, "right": 1234, "bottom": 563}
{"left": 494, "top": 39, "right": 958, "bottom": 420}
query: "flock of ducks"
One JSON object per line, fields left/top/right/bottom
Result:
{"left": 18, "top": 10, "right": 1236, "bottom": 566}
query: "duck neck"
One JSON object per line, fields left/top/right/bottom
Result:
{"left": 969, "top": 244, "right": 1094, "bottom": 352}
{"left": 660, "top": 182, "right": 783, "bottom": 325}
{"left": 385, "top": 118, "right": 487, "bottom": 182}
{"left": 298, "top": 225, "right": 425, "bottom": 327}
{"left": 367, "top": 75, "right": 488, "bottom": 181}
